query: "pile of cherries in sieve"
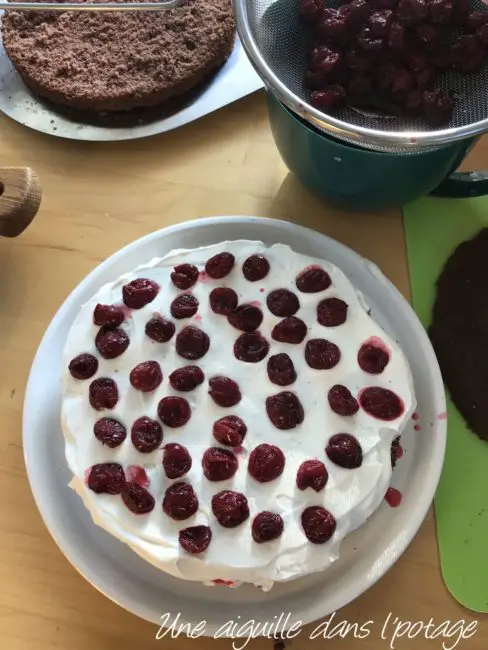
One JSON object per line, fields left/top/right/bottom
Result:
{"left": 299, "top": 0, "right": 488, "bottom": 125}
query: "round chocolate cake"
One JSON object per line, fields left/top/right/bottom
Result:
{"left": 1, "top": 0, "right": 235, "bottom": 119}
{"left": 430, "top": 228, "right": 488, "bottom": 442}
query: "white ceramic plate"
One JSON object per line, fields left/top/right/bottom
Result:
{"left": 23, "top": 217, "right": 446, "bottom": 634}
{"left": 0, "top": 35, "right": 263, "bottom": 141}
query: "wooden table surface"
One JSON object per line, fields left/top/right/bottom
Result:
{"left": 0, "top": 90, "right": 485, "bottom": 650}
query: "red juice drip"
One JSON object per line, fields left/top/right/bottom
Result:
{"left": 120, "top": 305, "right": 132, "bottom": 319}
{"left": 125, "top": 465, "right": 149, "bottom": 488}
{"left": 364, "top": 335, "right": 390, "bottom": 355}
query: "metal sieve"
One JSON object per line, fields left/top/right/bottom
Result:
{"left": 233, "top": 0, "right": 488, "bottom": 150}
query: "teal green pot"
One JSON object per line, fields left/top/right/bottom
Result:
{"left": 267, "top": 93, "right": 488, "bottom": 211}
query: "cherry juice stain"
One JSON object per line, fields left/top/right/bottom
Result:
{"left": 193, "top": 313, "right": 202, "bottom": 323}
{"left": 385, "top": 487, "right": 403, "bottom": 508}
{"left": 198, "top": 271, "right": 209, "bottom": 282}
{"left": 125, "top": 465, "right": 150, "bottom": 488}
{"left": 365, "top": 335, "right": 390, "bottom": 354}
{"left": 121, "top": 304, "right": 133, "bottom": 319}
{"left": 414, "top": 424, "right": 422, "bottom": 431}
{"left": 213, "top": 579, "right": 235, "bottom": 586}
{"left": 438, "top": 412, "right": 448, "bottom": 420}
{"left": 412, "top": 412, "right": 419, "bottom": 421}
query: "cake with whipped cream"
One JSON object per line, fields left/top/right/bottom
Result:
{"left": 62, "top": 241, "right": 415, "bottom": 590}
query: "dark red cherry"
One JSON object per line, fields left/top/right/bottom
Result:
{"left": 301, "top": 506, "right": 336, "bottom": 544}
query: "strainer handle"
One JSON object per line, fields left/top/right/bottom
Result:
{"left": 0, "top": 1, "right": 183, "bottom": 10}
{"left": 431, "top": 171, "right": 488, "bottom": 199}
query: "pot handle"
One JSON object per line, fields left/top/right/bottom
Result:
{"left": 431, "top": 170, "right": 488, "bottom": 199}
{"left": 0, "top": 167, "right": 42, "bottom": 237}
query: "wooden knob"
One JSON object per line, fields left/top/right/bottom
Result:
{"left": 0, "top": 167, "right": 42, "bottom": 237}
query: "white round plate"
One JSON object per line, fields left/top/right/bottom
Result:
{"left": 23, "top": 217, "right": 446, "bottom": 634}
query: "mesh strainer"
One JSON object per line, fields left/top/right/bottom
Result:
{"left": 233, "top": 0, "right": 488, "bottom": 150}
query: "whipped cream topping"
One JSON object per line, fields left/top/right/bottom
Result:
{"left": 62, "top": 240, "right": 416, "bottom": 590}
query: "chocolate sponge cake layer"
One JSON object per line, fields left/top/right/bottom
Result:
{"left": 430, "top": 228, "right": 488, "bottom": 442}
{"left": 36, "top": 65, "right": 228, "bottom": 127}
{"left": 1, "top": 0, "right": 235, "bottom": 113}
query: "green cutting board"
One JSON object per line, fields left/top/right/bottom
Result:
{"left": 404, "top": 196, "right": 488, "bottom": 613}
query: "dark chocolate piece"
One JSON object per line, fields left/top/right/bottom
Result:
{"left": 430, "top": 227, "right": 488, "bottom": 441}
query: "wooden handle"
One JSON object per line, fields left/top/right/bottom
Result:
{"left": 0, "top": 167, "right": 42, "bottom": 237}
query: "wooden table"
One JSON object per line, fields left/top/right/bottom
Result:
{"left": 0, "top": 91, "right": 485, "bottom": 650}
